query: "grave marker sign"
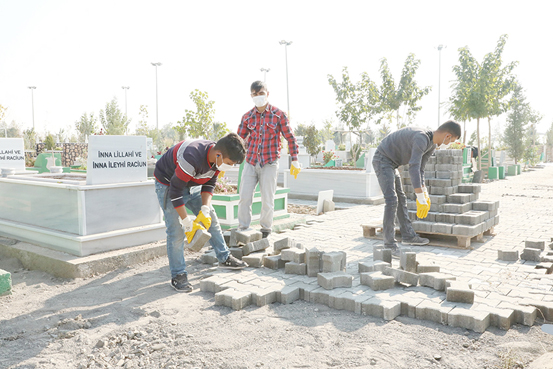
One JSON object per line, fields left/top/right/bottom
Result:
{"left": 0, "top": 138, "right": 25, "bottom": 170}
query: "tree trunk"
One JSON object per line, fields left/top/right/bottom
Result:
{"left": 488, "top": 117, "right": 492, "bottom": 167}
{"left": 477, "top": 118, "right": 481, "bottom": 171}
{"left": 463, "top": 120, "right": 467, "bottom": 144}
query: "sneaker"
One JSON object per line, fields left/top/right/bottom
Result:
{"left": 219, "top": 255, "right": 248, "bottom": 269}
{"left": 385, "top": 244, "right": 401, "bottom": 257}
{"left": 261, "top": 231, "right": 270, "bottom": 239}
{"left": 171, "top": 273, "right": 193, "bottom": 293}
{"left": 402, "top": 235, "right": 430, "bottom": 246}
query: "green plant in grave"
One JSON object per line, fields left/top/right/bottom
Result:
{"left": 350, "top": 143, "right": 362, "bottom": 163}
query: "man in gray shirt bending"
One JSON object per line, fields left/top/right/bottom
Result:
{"left": 372, "top": 121, "right": 461, "bottom": 254}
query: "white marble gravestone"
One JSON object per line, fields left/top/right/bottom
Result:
{"left": 87, "top": 135, "right": 148, "bottom": 185}
{"left": 0, "top": 138, "right": 25, "bottom": 170}
{"left": 325, "top": 140, "right": 335, "bottom": 152}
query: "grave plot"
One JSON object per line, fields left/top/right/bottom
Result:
{"left": 362, "top": 149, "right": 498, "bottom": 249}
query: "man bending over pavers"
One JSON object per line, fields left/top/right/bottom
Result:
{"left": 154, "top": 133, "right": 248, "bottom": 292}
{"left": 372, "top": 120, "right": 461, "bottom": 255}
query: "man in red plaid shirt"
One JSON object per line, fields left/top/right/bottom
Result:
{"left": 237, "top": 81, "right": 300, "bottom": 238}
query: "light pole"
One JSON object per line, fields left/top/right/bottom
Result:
{"left": 279, "top": 40, "right": 292, "bottom": 118}
{"left": 260, "top": 68, "right": 271, "bottom": 83}
{"left": 28, "top": 86, "right": 36, "bottom": 130}
{"left": 151, "top": 62, "right": 162, "bottom": 130}
{"left": 121, "top": 86, "right": 130, "bottom": 118}
{"left": 436, "top": 44, "right": 446, "bottom": 126}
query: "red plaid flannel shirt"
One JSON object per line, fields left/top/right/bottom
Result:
{"left": 237, "top": 104, "right": 298, "bottom": 166}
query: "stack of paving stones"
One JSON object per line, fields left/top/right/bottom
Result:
{"left": 198, "top": 239, "right": 553, "bottom": 333}
{"left": 400, "top": 149, "right": 499, "bottom": 244}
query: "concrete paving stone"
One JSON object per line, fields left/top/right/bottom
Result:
{"left": 441, "top": 203, "right": 472, "bottom": 214}
{"left": 448, "top": 307, "right": 491, "bottom": 333}
{"left": 273, "top": 237, "right": 297, "bottom": 254}
{"left": 416, "top": 264, "right": 440, "bottom": 273}
{"left": 496, "top": 301, "right": 537, "bottom": 326}
{"left": 425, "top": 171, "right": 436, "bottom": 178}
{"left": 436, "top": 171, "right": 460, "bottom": 180}
{"left": 428, "top": 178, "right": 452, "bottom": 187}
{"left": 235, "top": 229, "right": 263, "bottom": 245}
{"left": 447, "top": 193, "right": 472, "bottom": 204}
{"left": 472, "top": 304, "right": 515, "bottom": 330}
{"left": 284, "top": 262, "right": 307, "bottom": 275}
{"left": 521, "top": 248, "right": 542, "bottom": 262}
{"left": 412, "top": 221, "right": 434, "bottom": 233}
{"left": 437, "top": 156, "right": 454, "bottom": 164}
{"left": 451, "top": 224, "right": 481, "bottom": 238}
{"left": 423, "top": 212, "right": 438, "bottom": 222}
{"left": 228, "top": 228, "right": 238, "bottom": 247}
{"left": 383, "top": 267, "right": 419, "bottom": 286}
{"left": 390, "top": 294, "right": 424, "bottom": 318}
{"left": 329, "top": 290, "right": 354, "bottom": 310}
{"left": 229, "top": 247, "right": 244, "bottom": 260}
{"left": 248, "top": 285, "right": 278, "bottom": 307}
{"left": 415, "top": 300, "right": 455, "bottom": 325}
{"left": 498, "top": 250, "right": 519, "bottom": 261}
{"left": 214, "top": 288, "right": 252, "bottom": 310}
{"left": 281, "top": 248, "right": 306, "bottom": 263}
{"left": 360, "top": 272, "right": 396, "bottom": 291}
{"left": 353, "top": 294, "right": 374, "bottom": 314}
{"left": 446, "top": 287, "right": 475, "bottom": 304}
{"left": 242, "top": 252, "right": 267, "bottom": 268}
{"left": 430, "top": 186, "right": 456, "bottom": 196}
{"left": 317, "top": 272, "right": 354, "bottom": 290}
{"left": 0, "top": 269, "right": 12, "bottom": 296}
{"left": 406, "top": 201, "right": 417, "bottom": 211}
{"left": 431, "top": 222, "right": 453, "bottom": 234}
{"left": 275, "top": 285, "right": 300, "bottom": 304}
{"left": 263, "top": 255, "right": 286, "bottom": 270}
{"left": 322, "top": 251, "right": 344, "bottom": 272}
{"left": 306, "top": 247, "right": 322, "bottom": 277}
{"left": 435, "top": 213, "right": 457, "bottom": 224}
{"left": 455, "top": 211, "right": 488, "bottom": 226}
{"left": 358, "top": 260, "right": 391, "bottom": 273}
{"left": 458, "top": 184, "right": 482, "bottom": 194}
{"left": 429, "top": 195, "right": 447, "bottom": 204}
{"left": 525, "top": 240, "right": 546, "bottom": 250}
{"left": 373, "top": 247, "right": 393, "bottom": 264}
{"left": 242, "top": 238, "right": 270, "bottom": 256}
{"left": 519, "top": 299, "right": 553, "bottom": 321}
{"left": 419, "top": 272, "right": 457, "bottom": 291}
{"left": 309, "top": 287, "right": 332, "bottom": 305}
{"left": 400, "top": 251, "right": 417, "bottom": 273}
{"left": 200, "top": 252, "right": 218, "bottom": 264}
{"left": 445, "top": 280, "right": 472, "bottom": 290}
{"left": 536, "top": 262, "right": 553, "bottom": 274}
{"left": 472, "top": 200, "right": 497, "bottom": 212}
{"left": 199, "top": 275, "right": 233, "bottom": 293}
{"left": 361, "top": 298, "right": 402, "bottom": 320}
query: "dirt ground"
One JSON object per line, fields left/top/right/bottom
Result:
{"left": 1, "top": 246, "right": 553, "bottom": 369}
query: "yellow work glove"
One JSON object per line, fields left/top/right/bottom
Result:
{"left": 218, "top": 171, "right": 225, "bottom": 178}
{"left": 194, "top": 205, "right": 212, "bottom": 230}
{"left": 415, "top": 192, "right": 430, "bottom": 219}
{"left": 290, "top": 160, "right": 301, "bottom": 179}
{"left": 182, "top": 217, "right": 206, "bottom": 244}
{"left": 423, "top": 187, "right": 431, "bottom": 208}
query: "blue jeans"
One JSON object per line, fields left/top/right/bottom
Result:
{"left": 372, "top": 152, "right": 416, "bottom": 247}
{"left": 155, "top": 181, "right": 230, "bottom": 278}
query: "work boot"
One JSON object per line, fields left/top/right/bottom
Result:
{"left": 261, "top": 231, "right": 270, "bottom": 239}
{"left": 171, "top": 273, "right": 193, "bottom": 293}
{"left": 402, "top": 235, "right": 430, "bottom": 246}
{"left": 219, "top": 255, "right": 248, "bottom": 270}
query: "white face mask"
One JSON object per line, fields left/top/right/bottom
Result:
{"left": 215, "top": 155, "right": 234, "bottom": 171}
{"left": 252, "top": 94, "right": 267, "bottom": 107}
{"left": 438, "top": 135, "right": 452, "bottom": 150}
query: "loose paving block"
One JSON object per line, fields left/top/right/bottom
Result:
{"left": 520, "top": 299, "right": 553, "bottom": 321}
{"left": 285, "top": 262, "right": 307, "bottom": 275}
{"left": 521, "top": 248, "right": 541, "bottom": 262}
{"left": 415, "top": 300, "right": 456, "bottom": 325}
{"left": 214, "top": 288, "right": 252, "bottom": 310}
{"left": 383, "top": 267, "right": 419, "bottom": 286}
{"left": 229, "top": 247, "right": 243, "bottom": 260}
{"left": 281, "top": 248, "right": 306, "bottom": 263}
{"left": 200, "top": 252, "right": 218, "bottom": 264}
{"left": 322, "top": 251, "right": 345, "bottom": 273}
{"left": 0, "top": 269, "right": 12, "bottom": 296}
{"left": 400, "top": 252, "right": 417, "bottom": 273}
{"left": 273, "top": 237, "right": 296, "bottom": 254}
{"left": 472, "top": 305, "right": 515, "bottom": 330}
{"left": 309, "top": 287, "right": 332, "bottom": 305}
{"left": 447, "top": 193, "right": 472, "bottom": 204}
{"left": 200, "top": 275, "right": 232, "bottom": 293}
{"left": 452, "top": 224, "right": 481, "bottom": 238}
{"left": 441, "top": 203, "right": 472, "bottom": 214}
{"left": 497, "top": 250, "right": 519, "bottom": 262}
{"left": 416, "top": 264, "right": 440, "bottom": 273}
{"left": 242, "top": 238, "right": 270, "bottom": 256}
{"left": 412, "top": 221, "right": 434, "bottom": 233}
{"left": 436, "top": 213, "right": 457, "bottom": 224}
{"left": 429, "top": 195, "right": 447, "bottom": 204}
{"left": 419, "top": 272, "right": 456, "bottom": 291}
{"left": 323, "top": 199, "right": 336, "bottom": 213}
{"left": 436, "top": 171, "right": 460, "bottom": 179}
{"left": 431, "top": 222, "right": 453, "bottom": 234}
{"left": 229, "top": 228, "right": 238, "bottom": 247}
{"left": 328, "top": 290, "right": 353, "bottom": 310}
{"left": 448, "top": 308, "right": 490, "bottom": 333}
{"left": 263, "top": 255, "right": 286, "bottom": 270}
{"left": 250, "top": 286, "right": 279, "bottom": 306}
{"left": 235, "top": 229, "right": 263, "bottom": 245}
{"left": 358, "top": 260, "right": 390, "bottom": 273}
{"left": 497, "top": 301, "right": 537, "bottom": 326}
{"left": 455, "top": 211, "right": 487, "bottom": 226}
{"left": 458, "top": 184, "right": 482, "bottom": 194}
{"left": 242, "top": 252, "right": 267, "bottom": 268}
{"left": 276, "top": 285, "right": 300, "bottom": 304}
{"left": 361, "top": 298, "right": 402, "bottom": 321}
{"left": 472, "top": 200, "right": 498, "bottom": 212}
{"left": 446, "top": 287, "right": 475, "bottom": 304}
{"left": 445, "top": 280, "right": 472, "bottom": 290}
{"left": 428, "top": 178, "right": 452, "bottom": 187}
{"left": 317, "top": 272, "right": 353, "bottom": 290}
{"left": 429, "top": 186, "right": 456, "bottom": 196}
{"left": 185, "top": 229, "right": 212, "bottom": 252}
{"left": 373, "top": 247, "right": 392, "bottom": 264}
{"left": 306, "top": 247, "right": 322, "bottom": 277}
{"left": 525, "top": 240, "right": 546, "bottom": 250}
{"left": 390, "top": 294, "right": 424, "bottom": 318}
{"left": 360, "top": 272, "right": 395, "bottom": 291}
{"left": 536, "top": 262, "right": 553, "bottom": 274}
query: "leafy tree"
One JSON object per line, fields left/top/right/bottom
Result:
{"left": 546, "top": 121, "right": 553, "bottom": 147}
{"left": 23, "top": 128, "right": 36, "bottom": 150}
{"left": 522, "top": 135, "right": 539, "bottom": 168}
{"left": 378, "top": 54, "right": 431, "bottom": 129}
{"left": 294, "top": 123, "right": 308, "bottom": 137}
{"left": 303, "top": 124, "right": 321, "bottom": 161}
{"left": 135, "top": 105, "right": 150, "bottom": 136}
{"left": 0, "top": 104, "right": 7, "bottom": 137}
{"left": 327, "top": 67, "right": 379, "bottom": 132}
{"left": 319, "top": 118, "right": 334, "bottom": 144}
{"left": 75, "top": 112, "right": 98, "bottom": 142}
{"left": 44, "top": 134, "right": 56, "bottom": 151}
{"left": 503, "top": 84, "right": 541, "bottom": 164}
{"left": 211, "top": 122, "right": 230, "bottom": 141}
{"left": 99, "top": 98, "right": 130, "bottom": 135}
{"left": 175, "top": 90, "right": 216, "bottom": 139}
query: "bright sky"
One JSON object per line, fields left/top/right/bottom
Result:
{"left": 1, "top": 0, "right": 551, "bottom": 141}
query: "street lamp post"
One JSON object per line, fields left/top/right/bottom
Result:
{"left": 151, "top": 62, "right": 162, "bottom": 130}
{"left": 28, "top": 86, "right": 36, "bottom": 130}
{"left": 260, "top": 68, "right": 271, "bottom": 83}
{"left": 121, "top": 86, "right": 130, "bottom": 118}
{"left": 279, "top": 40, "right": 292, "bottom": 118}
{"left": 436, "top": 44, "right": 446, "bottom": 126}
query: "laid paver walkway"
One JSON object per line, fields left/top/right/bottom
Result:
{"left": 202, "top": 165, "right": 553, "bottom": 332}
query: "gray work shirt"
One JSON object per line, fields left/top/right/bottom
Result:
{"left": 376, "top": 127, "right": 436, "bottom": 189}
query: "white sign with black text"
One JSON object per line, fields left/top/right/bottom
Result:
{"left": 0, "top": 138, "right": 25, "bottom": 170}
